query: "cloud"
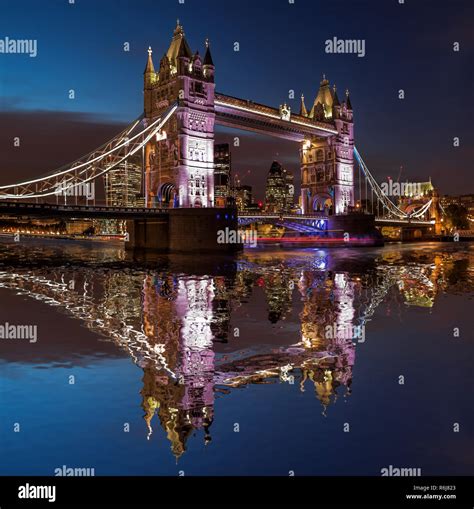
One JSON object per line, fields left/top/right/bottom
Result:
{"left": 0, "top": 110, "right": 127, "bottom": 185}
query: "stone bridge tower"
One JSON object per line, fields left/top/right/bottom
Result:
{"left": 300, "top": 76, "right": 354, "bottom": 215}
{"left": 144, "top": 22, "right": 216, "bottom": 208}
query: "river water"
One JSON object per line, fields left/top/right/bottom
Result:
{"left": 0, "top": 239, "right": 473, "bottom": 476}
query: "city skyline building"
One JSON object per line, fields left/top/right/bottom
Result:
{"left": 285, "top": 170, "right": 295, "bottom": 212}
{"left": 235, "top": 184, "right": 252, "bottom": 211}
{"left": 214, "top": 143, "right": 231, "bottom": 207}
{"left": 105, "top": 159, "right": 144, "bottom": 208}
{"left": 265, "top": 161, "right": 293, "bottom": 213}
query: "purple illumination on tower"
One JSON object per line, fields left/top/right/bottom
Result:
{"left": 144, "top": 22, "right": 216, "bottom": 208}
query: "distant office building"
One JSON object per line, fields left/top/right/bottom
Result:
{"left": 214, "top": 143, "right": 231, "bottom": 207}
{"left": 105, "top": 159, "right": 143, "bottom": 207}
{"left": 285, "top": 171, "right": 295, "bottom": 211}
{"left": 235, "top": 185, "right": 252, "bottom": 211}
{"left": 265, "top": 161, "right": 293, "bottom": 213}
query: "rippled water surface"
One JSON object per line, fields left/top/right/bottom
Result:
{"left": 0, "top": 239, "right": 473, "bottom": 475}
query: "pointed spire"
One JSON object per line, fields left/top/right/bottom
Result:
{"left": 203, "top": 38, "right": 214, "bottom": 66}
{"left": 332, "top": 84, "right": 340, "bottom": 106}
{"left": 144, "top": 46, "right": 155, "bottom": 74}
{"left": 311, "top": 74, "right": 333, "bottom": 119}
{"left": 345, "top": 89, "right": 353, "bottom": 110}
{"left": 300, "top": 94, "right": 308, "bottom": 117}
{"left": 166, "top": 20, "right": 192, "bottom": 69}
{"left": 174, "top": 18, "right": 184, "bottom": 36}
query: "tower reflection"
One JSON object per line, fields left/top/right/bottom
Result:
{"left": 0, "top": 244, "right": 468, "bottom": 458}
{"left": 141, "top": 275, "right": 216, "bottom": 458}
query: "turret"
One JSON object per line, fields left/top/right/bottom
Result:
{"left": 332, "top": 84, "right": 340, "bottom": 106}
{"left": 345, "top": 89, "right": 353, "bottom": 111}
{"left": 310, "top": 74, "right": 333, "bottom": 119}
{"left": 167, "top": 19, "right": 193, "bottom": 74}
{"left": 300, "top": 94, "right": 308, "bottom": 117}
{"left": 337, "top": 89, "right": 353, "bottom": 122}
{"left": 144, "top": 46, "right": 156, "bottom": 117}
{"left": 203, "top": 38, "right": 215, "bottom": 81}
{"left": 144, "top": 46, "right": 156, "bottom": 86}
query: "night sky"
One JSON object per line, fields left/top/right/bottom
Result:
{"left": 0, "top": 0, "right": 472, "bottom": 199}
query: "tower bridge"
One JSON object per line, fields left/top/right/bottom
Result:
{"left": 0, "top": 21, "right": 441, "bottom": 250}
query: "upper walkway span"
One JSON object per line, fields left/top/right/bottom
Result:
{"left": 214, "top": 93, "right": 338, "bottom": 141}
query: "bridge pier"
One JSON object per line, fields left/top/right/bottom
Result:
{"left": 400, "top": 227, "right": 425, "bottom": 241}
{"left": 126, "top": 217, "right": 169, "bottom": 250}
{"left": 126, "top": 207, "right": 242, "bottom": 254}
{"left": 328, "top": 213, "right": 384, "bottom": 246}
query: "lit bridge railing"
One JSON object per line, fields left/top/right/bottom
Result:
{"left": 0, "top": 103, "right": 178, "bottom": 200}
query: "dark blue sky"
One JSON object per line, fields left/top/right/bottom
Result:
{"left": 1, "top": 0, "right": 473, "bottom": 197}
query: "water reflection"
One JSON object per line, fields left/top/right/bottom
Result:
{"left": 0, "top": 240, "right": 472, "bottom": 458}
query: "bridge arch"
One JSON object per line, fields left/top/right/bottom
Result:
{"left": 312, "top": 194, "right": 333, "bottom": 214}
{"left": 158, "top": 183, "right": 177, "bottom": 208}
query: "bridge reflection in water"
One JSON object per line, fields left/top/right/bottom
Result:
{"left": 0, "top": 241, "right": 466, "bottom": 459}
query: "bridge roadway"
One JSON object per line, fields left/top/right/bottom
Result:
{"left": 0, "top": 201, "right": 170, "bottom": 219}
{"left": 0, "top": 201, "right": 434, "bottom": 228}
{"left": 238, "top": 212, "right": 435, "bottom": 228}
